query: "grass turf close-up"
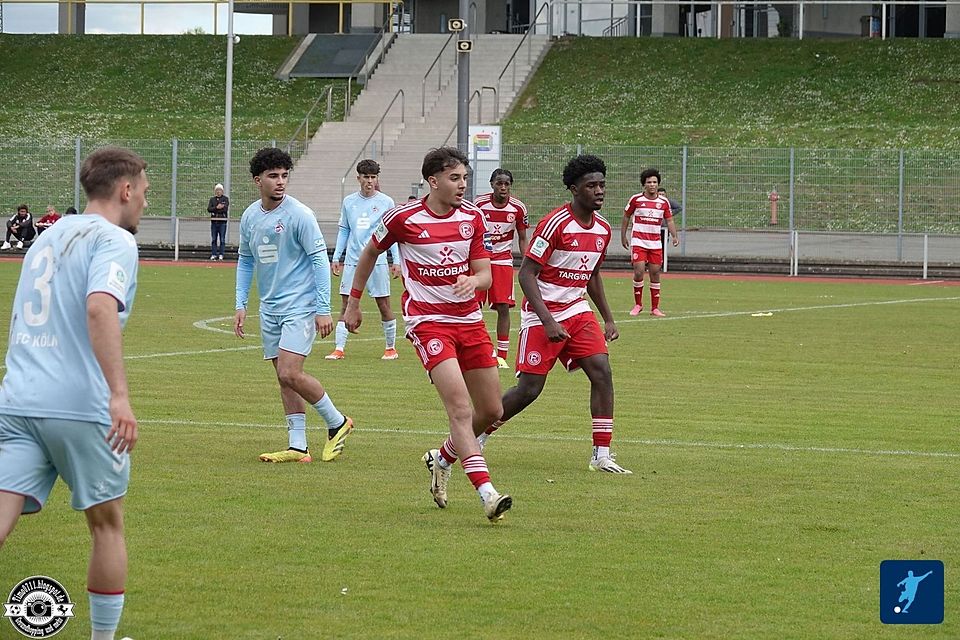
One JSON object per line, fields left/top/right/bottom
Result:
{"left": 0, "top": 262, "right": 956, "bottom": 638}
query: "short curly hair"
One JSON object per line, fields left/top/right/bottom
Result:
{"left": 422, "top": 147, "right": 469, "bottom": 180}
{"left": 250, "top": 147, "right": 293, "bottom": 177}
{"left": 562, "top": 155, "right": 606, "bottom": 188}
{"left": 640, "top": 168, "right": 662, "bottom": 185}
{"left": 357, "top": 159, "right": 381, "bottom": 175}
{"left": 489, "top": 168, "right": 513, "bottom": 184}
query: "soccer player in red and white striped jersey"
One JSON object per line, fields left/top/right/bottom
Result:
{"left": 480, "top": 155, "right": 632, "bottom": 474}
{"left": 621, "top": 168, "right": 679, "bottom": 317}
{"left": 343, "top": 147, "right": 512, "bottom": 522}
{"left": 474, "top": 168, "right": 529, "bottom": 368}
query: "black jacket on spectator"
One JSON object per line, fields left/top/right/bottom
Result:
{"left": 207, "top": 195, "right": 230, "bottom": 220}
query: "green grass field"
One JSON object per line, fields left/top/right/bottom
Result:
{"left": 0, "top": 262, "right": 957, "bottom": 639}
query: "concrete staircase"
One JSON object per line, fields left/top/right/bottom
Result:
{"left": 288, "top": 33, "right": 551, "bottom": 222}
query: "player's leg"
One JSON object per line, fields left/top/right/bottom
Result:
{"left": 275, "top": 346, "right": 352, "bottom": 463}
{"left": 0, "top": 492, "right": 25, "bottom": 547}
{"left": 630, "top": 257, "right": 646, "bottom": 316}
{"left": 0, "top": 416, "right": 57, "bottom": 545}
{"left": 648, "top": 259, "right": 664, "bottom": 317}
{"left": 328, "top": 266, "right": 355, "bottom": 359}
{"left": 369, "top": 264, "right": 398, "bottom": 360}
{"left": 431, "top": 359, "right": 511, "bottom": 521}
{"left": 85, "top": 498, "right": 128, "bottom": 640}
{"left": 216, "top": 223, "right": 226, "bottom": 258}
{"left": 2, "top": 221, "right": 13, "bottom": 248}
{"left": 493, "top": 303, "right": 511, "bottom": 367}
{"left": 579, "top": 353, "right": 631, "bottom": 474}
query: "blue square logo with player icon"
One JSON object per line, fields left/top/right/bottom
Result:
{"left": 879, "top": 560, "right": 943, "bottom": 624}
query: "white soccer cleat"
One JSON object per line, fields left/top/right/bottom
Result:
{"left": 0, "top": 242, "right": 9, "bottom": 250}
{"left": 422, "top": 449, "right": 450, "bottom": 509}
{"left": 589, "top": 456, "right": 633, "bottom": 474}
{"left": 496, "top": 356, "right": 509, "bottom": 369}
{"left": 482, "top": 491, "right": 512, "bottom": 522}
{"left": 15, "top": 240, "right": 23, "bottom": 249}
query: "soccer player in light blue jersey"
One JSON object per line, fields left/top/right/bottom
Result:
{"left": 0, "top": 147, "right": 147, "bottom": 640}
{"left": 234, "top": 147, "right": 353, "bottom": 464}
{"left": 327, "top": 159, "right": 402, "bottom": 360}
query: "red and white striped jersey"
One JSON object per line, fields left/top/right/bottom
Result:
{"left": 520, "top": 204, "right": 610, "bottom": 330}
{"left": 473, "top": 193, "right": 529, "bottom": 266}
{"left": 624, "top": 193, "right": 672, "bottom": 250}
{"left": 372, "top": 197, "right": 491, "bottom": 332}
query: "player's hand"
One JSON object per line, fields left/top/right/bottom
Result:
{"left": 234, "top": 308, "right": 246, "bottom": 339}
{"left": 316, "top": 314, "right": 333, "bottom": 339}
{"left": 671, "top": 235, "right": 680, "bottom": 247}
{"left": 544, "top": 319, "right": 570, "bottom": 343}
{"left": 621, "top": 237, "right": 629, "bottom": 250}
{"left": 106, "top": 395, "right": 138, "bottom": 454}
{"left": 389, "top": 264, "right": 401, "bottom": 279}
{"left": 331, "top": 262, "right": 342, "bottom": 276}
{"left": 453, "top": 274, "right": 477, "bottom": 299}
{"left": 604, "top": 320, "right": 619, "bottom": 342}
{"left": 344, "top": 301, "right": 362, "bottom": 333}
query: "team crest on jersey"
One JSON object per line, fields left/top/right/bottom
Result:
{"left": 274, "top": 221, "right": 285, "bottom": 234}
{"left": 526, "top": 351, "right": 542, "bottom": 366}
{"left": 506, "top": 213, "right": 515, "bottom": 223}
{"left": 596, "top": 238, "right": 605, "bottom": 251}
{"left": 427, "top": 338, "right": 443, "bottom": 356}
{"left": 459, "top": 222, "right": 474, "bottom": 239}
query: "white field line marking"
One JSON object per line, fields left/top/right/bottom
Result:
{"left": 139, "top": 419, "right": 960, "bottom": 460}
{"left": 909, "top": 280, "right": 944, "bottom": 286}
{"left": 156, "top": 295, "right": 959, "bottom": 364}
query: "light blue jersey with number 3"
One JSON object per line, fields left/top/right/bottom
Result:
{"left": 238, "top": 194, "right": 328, "bottom": 315}
{"left": 0, "top": 214, "right": 139, "bottom": 426}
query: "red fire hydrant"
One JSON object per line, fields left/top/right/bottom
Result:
{"left": 769, "top": 189, "right": 779, "bottom": 225}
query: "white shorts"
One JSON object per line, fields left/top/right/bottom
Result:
{"left": 339, "top": 263, "right": 392, "bottom": 299}
{"left": 259, "top": 311, "right": 317, "bottom": 360}
{"left": 0, "top": 415, "right": 130, "bottom": 514}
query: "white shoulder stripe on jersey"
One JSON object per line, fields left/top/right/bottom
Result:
{"left": 541, "top": 210, "right": 571, "bottom": 241}
{"left": 383, "top": 199, "right": 421, "bottom": 225}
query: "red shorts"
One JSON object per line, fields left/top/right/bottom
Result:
{"left": 631, "top": 247, "right": 663, "bottom": 265}
{"left": 516, "top": 312, "right": 607, "bottom": 375}
{"left": 475, "top": 264, "right": 516, "bottom": 308}
{"left": 408, "top": 321, "right": 497, "bottom": 373}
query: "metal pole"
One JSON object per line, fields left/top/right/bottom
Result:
{"left": 882, "top": 3, "right": 887, "bottom": 38}
{"left": 224, "top": 0, "right": 235, "bottom": 199}
{"left": 716, "top": 2, "right": 720, "bottom": 38}
{"left": 799, "top": 1, "right": 804, "bottom": 39}
{"left": 922, "top": 234, "right": 928, "bottom": 279}
{"left": 170, "top": 138, "right": 178, "bottom": 243}
{"left": 174, "top": 218, "right": 180, "bottom": 262}
{"left": 74, "top": 138, "right": 81, "bottom": 211}
{"left": 788, "top": 147, "right": 795, "bottom": 231}
{"left": 681, "top": 145, "right": 688, "bottom": 256}
{"left": 456, "top": 0, "right": 470, "bottom": 154}
{"left": 897, "top": 149, "right": 904, "bottom": 261}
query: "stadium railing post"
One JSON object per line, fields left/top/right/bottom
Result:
{"left": 897, "top": 148, "right": 904, "bottom": 261}
{"left": 74, "top": 138, "right": 82, "bottom": 212}
{"left": 170, "top": 137, "right": 178, "bottom": 245}
{"left": 680, "top": 145, "right": 687, "bottom": 256}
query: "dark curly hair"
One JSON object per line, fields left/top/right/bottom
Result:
{"left": 640, "top": 168, "right": 662, "bottom": 185}
{"left": 250, "top": 147, "right": 293, "bottom": 177}
{"left": 357, "top": 159, "right": 381, "bottom": 175}
{"left": 562, "top": 155, "right": 606, "bottom": 188}
{"left": 489, "top": 168, "right": 513, "bottom": 184}
{"left": 422, "top": 147, "right": 469, "bottom": 180}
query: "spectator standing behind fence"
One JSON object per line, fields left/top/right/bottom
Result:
{"left": 36, "top": 205, "right": 62, "bottom": 235}
{"left": 2, "top": 205, "right": 36, "bottom": 250}
{"left": 656, "top": 187, "right": 682, "bottom": 223}
{"left": 208, "top": 183, "right": 229, "bottom": 261}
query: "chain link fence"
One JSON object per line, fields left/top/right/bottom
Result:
{"left": 2, "top": 139, "right": 958, "bottom": 268}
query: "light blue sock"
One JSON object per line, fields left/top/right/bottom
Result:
{"left": 313, "top": 394, "right": 345, "bottom": 431}
{"left": 382, "top": 319, "right": 397, "bottom": 349}
{"left": 335, "top": 321, "right": 348, "bottom": 351}
{"left": 89, "top": 591, "right": 124, "bottom": 633}
{"left": 286, "top": 413, "right": 307, "bottom": 451}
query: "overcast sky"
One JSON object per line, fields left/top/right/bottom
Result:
{"left": 3, "top": 3, "right": 272, "bottom": 35}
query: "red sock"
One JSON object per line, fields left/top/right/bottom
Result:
{"left": 650, "top": 282, "right": 661, "bottom": 310}
{"left": 461, "top": 454, "right": 491, "bottom": 489}
{"left": 439, "top": 437, "right": 458, "bottom": 464}
{"left": 496, "top": 335, "right": 509, "bottom": 360}
{"left": 592, "top": 417, "right": 613, "bottom": 447}
{"left": 484, "top": 419, "right": 504, "bottom": 436}
{"left": 633, "top": 281, "right": 644, "bottom": 306}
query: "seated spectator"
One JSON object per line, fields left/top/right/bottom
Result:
{"left": 2, "top": 205, "right": 36, "bottom": 250}
{"left": 36, "top": 205, "right": 62, "bottom": 234}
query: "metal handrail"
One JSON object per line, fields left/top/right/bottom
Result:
{"left": 339, "top": 89, "right": 406, "bottom": 202}
{"left": 285, "top": 85, "right": 336, "bottom": 153}
{"left": 441, "top": 86, "right": 497, "bottom": 146}
{"left": 495, "top": 1, "right": 551, "bottom": 117}
{"left": 421, "top": 32, "right": 457, "bottom": 117}
{"left": 602, "top": 15, "right": 628, "bottom": 36}
{"left": 346, "top": 10, "right": 397, "bottom": 117}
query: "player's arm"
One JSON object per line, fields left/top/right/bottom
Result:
{"left": 344, "top": 240, "right": 386, "bottom": 332}
{"left": 455, "top": 257, "right": 491, "bottom": 299}
{"left": 331, "top": 203, "right": 350, "bottom": 276}
{"left": 586, "top": 263, "right": 618, "bottom": 342}
{"left": 234, "top": 221, "right": 253, "bottom": 338}
{"left": 516, "top": 225, "right": 529, "bottom": 256}
{"left": 518, "top": 258, "right": 568, "bottom": 342}
{"left": 666, "top": 217, "right": 679, "bottom": 247}
{"left": 388, "top": 243, "right": 401, "bottom": 278}
{"left": 312, "top": 249, "right": 334, "bottom": 339}
{"left": 620, "top": 206, "right": 632, "bottom": 250}
{"left": 88, "top": 292, "right": 138, "bottom": 454}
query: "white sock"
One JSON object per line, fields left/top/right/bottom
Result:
{"left": 477, "top": 481, "right": 497, "bottom": 501}
{"left": 382, "top": 319, "right": 397, "bottom": 350}
{"left": 593, "top": 446, "right": 610, "bottom": 460}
